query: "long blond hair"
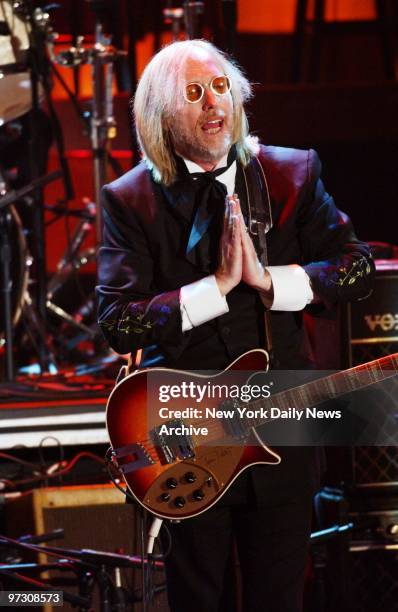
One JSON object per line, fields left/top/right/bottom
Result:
{"left": 133, "top": 39, "right": 258, "bottom": 185}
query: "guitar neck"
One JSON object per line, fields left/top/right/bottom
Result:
{"left": 245, "top": 352, "right": 398, "bottom": 430}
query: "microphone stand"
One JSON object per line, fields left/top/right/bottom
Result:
{"left": 0, "top": 569, "right": 91, "bottom": 610}
{"left": 0, "top": 534, "right": 92, "bottom": 610}
{"left": 310, "top": 523, "right": 353, "bottom": 612}
{"left": 49, "top": 1, "right": 126, "bottom": 246}
{"left": 0, "top": 173, "right": 14, "bottom": 381}
{"left": 0, "top": 533, "right": 165, "bottom": 610}
{"left": 85, "top": 0, "right": 119, "bottom": 245}
{"left": 221, "top": 0, "right": 237, "bottom": 53}
{"left": 163, "top": 3, "right": 184, "bottom": 40}
{"left": 183, "top": 1, "right": 205, "bottom": 39}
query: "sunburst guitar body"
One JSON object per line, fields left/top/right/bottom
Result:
{"left": 106, "top": 349, "right": 280, "bottom": 520}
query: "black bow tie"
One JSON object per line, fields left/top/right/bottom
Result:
{"left": 185, "top": 147, "right": 237, "bottom": 261}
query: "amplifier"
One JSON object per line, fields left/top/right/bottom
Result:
{"left": 345, "top": 259, "right": 398, "bottom": 368}
{"left": 350, "top": 446, "right": 398, "bottom": 485}
{"left": 348, "top": 544, "right": 398, "bottom": 612}
{"left": 343, "top": 260, "right": 398, "bottom": 487}
{"left": 349, "top": 509, "right": 398, "bottom": 542}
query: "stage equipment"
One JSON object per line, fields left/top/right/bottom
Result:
{"left": 49, "top": 0, "right": 127, "bottom": 244}
{"left": 24, "top": 1, "right": 73, "bottom": 370}
{"left": 0, "top": 201, "right": 28, "bottom": 361}
{"left": 0, "top": 0, "right": 76, "bottom": 378}
{"left": 163, "top": 2, "right": 184, "bottom": 40}
{"left": 45, "top": 197, "right": 101, "bottom": 350}
{"left": 0, "top": 0, "right": 126, "bottom": 374}
{"left": 343, "top": 259, "right": 398, "bottom": 488}
{"left": 310, "top": 485, "right": 398, "bottom": 611}
{"left": 5, "top": 485, "right": 136, "bottom": 557}
{"left": 0, "top": 170, "right": 63, "bottom": 380}
{"left": 0, "top": 1, "right": 36, "bottom": 380}
{"left": 345, "top": 259, "right": 398, "bottom": 368}
{"left": 221, "top": 0, "right": 237, "bottom": 53}
{"left": 4, "top": 485, "right": 167, "bottom": 611}
{"left": 0, "top": 385, "right": 111, "bottom": 449}
{"left": 348, "top": 538, "right": 398, "bottom": 611}
{"left": 0, "top": 0, "right": 34, "bottom": 123}
{"left": 183, "top": 1, "right": 204, "bottom": 39}
{"left": 341, "top": 260, "right": 398, "bottom": 612}
{"left": 309, "top": 523, "right": 353, "bottom": 612}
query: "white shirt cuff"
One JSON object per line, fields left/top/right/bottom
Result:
{"left": 266, "top": 265, "right": 313, "bottom": 311}
{"left": 180, "top": 275, "right": 229, "bottom": 331}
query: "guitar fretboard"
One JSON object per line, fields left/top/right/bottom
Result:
{"left": 244, "top": 352, "right": 398, "bottom": 430}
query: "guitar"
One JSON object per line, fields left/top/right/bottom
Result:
{"left": 106, "top": 349, "right": 398, "bottom": 520}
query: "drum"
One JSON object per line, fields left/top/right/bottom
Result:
{"left": 0, "top": 1, "right": 30, "bottom": 68}
{"left": 0, "top": 0, "right": 33, "bottom": 125}
{"left": 0, "top": 72, "right": 34, "bottom": 125}
{"left": 0, "top": 205, "right": 29, "bottom": 341}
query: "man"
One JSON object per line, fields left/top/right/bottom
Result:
{"left": 97, "top": 40, "right": 374, "bottom": 612}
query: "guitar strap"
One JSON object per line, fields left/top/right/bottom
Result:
{"left": 241, "top": 156, "right": 274, "bottom": 359}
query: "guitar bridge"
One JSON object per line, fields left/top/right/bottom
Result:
{"left": 151, "top": 419, "right": 195, "bottom": 464}
{"left": 113, "top": 443, "right": 155, "bottom": 474}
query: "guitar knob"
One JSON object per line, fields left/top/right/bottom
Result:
{"left": 185, "top": 471, "right": 196, "bottom": 483}
{"left": 174, "top": 496, "right": 186, "bottom": 508}
{"left": 160, "top": 493, "right": 171, "bottom": 502}
{"left": 166, "top": 477, "right": 178, "bottom": 489}
{"left": 193, "top": 489, "right": 205, "bottom": 501}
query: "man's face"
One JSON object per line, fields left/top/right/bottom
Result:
{"left": 168, "top": 50, "right": 234, "bottom": 169}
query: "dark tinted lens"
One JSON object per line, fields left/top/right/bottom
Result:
{"left": 211, "top": 76, "right": 230, "bottom": 95}
{"left": 185, "top": 82, "right": 203, "bottom": 102}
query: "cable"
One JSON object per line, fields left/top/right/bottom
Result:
{"left": 158, "top": 522, "right": 172, "bottom": 560}
{"left": 105, "top": 449, "right": 169, "bottom": 606}
{"left": 105, "top": 447, "right": 136, "bottom": 503}
{"left": 38, "top": 436, "right": 65, "bottom": 487}
{"left": 3, "top": 451, "right": 105, "bottom": 489}
{"left": 0, "top": 479, "right": 17, "bottom": 490}
{"left": 0, "top": 452, "right": 43, "bottom": 472}
{"left": 146, "top": 518, "right": 163, "bottom": 555}
{"left": 104, "top": 450, "right": 173, "bottom": 560}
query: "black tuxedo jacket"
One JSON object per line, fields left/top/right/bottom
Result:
{"left": 96, "top": 145, "right": 374, "bottom": 500}
{"left": 97, "top": 145, "right": 373, "bottom": 365}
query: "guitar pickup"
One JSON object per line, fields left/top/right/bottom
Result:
{"left": 151, "top": 419, "right": 195, "bottom": 464}
{"left": 113, "top": 443, "right": 155, "bottom": 474}
{"left": 222, "top": 399, "right": 247, "bottom": 440}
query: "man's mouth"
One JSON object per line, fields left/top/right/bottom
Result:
{"left": 201, "top": 118, "right": 224, "bottom": 134}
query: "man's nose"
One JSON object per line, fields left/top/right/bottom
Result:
{"left": 202, "top": 87, "right": 216, "bottom": 110}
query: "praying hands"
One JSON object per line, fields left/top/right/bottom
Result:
{"left": 215, "top": 195, "right": 273, "bottom": 306}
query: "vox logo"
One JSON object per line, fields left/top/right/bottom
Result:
{"left": 364, "top": 313, "right": 398, "bottom": 332}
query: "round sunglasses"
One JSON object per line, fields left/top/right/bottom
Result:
{"left": 183, "top": 75, "right": 231, "bottom": 104}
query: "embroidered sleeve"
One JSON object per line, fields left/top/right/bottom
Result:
{"left": 300, "top": 149, "right": 375, "bottom": 304}
{"left": 96, "top": 186, "right": 184, "bottom": 355}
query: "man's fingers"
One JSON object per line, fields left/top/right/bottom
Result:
{"left": 240, "top": 219, "right": 259, "bottom": 256}
{"left": 229, "top": 195, "right": 250, "bottom": 238}
{"left": 228, "top": 199, "right": 238, "bottom": 225}
{"left": 223, "top": 198, "right": 239, "bottom": 240}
